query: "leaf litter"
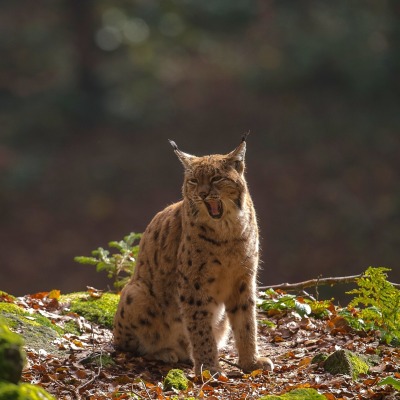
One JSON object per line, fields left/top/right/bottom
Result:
{"left": 2, "top": 289, "right": 399, "bottom": 399}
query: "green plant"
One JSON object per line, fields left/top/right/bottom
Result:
{"left": 259, "top": 289, "right": 311, "bottom": 317}
{"left": 378, "top": 376, "right": 400, "bottom": 391}
{"left": 258, "top": 289, "right": 334, "bottom": 318}
{"left": 74, "top": 232, "right": 141, "bottom": 290}
{"left": 345, "top": 267, "right": 400, "bottom": 345}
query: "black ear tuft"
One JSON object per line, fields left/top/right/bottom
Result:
{"left": 168, "top": 139, "right": 178, "bottom": 150}
{"left": 241, "top": 131, "right": 250, "bottom": 143}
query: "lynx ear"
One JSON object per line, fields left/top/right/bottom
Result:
{"left": 226, "top": 133, "right": 248, "bottom": 174}
{"left": 169, "top": 139, "right": 195, "bottom": 169}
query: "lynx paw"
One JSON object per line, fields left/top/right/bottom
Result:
{"left": 241, "top": 356, "right": 274, "bottom": 373}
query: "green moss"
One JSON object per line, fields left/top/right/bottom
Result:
{"left": 0, "top": 302, "right": 63, "bottom": 334}
{"left": 259, "top": 388, "right": 325, "bottom": 400}
{"left": 0, "top": 304, "right": 23, "bottom": 314}
{"left": 62, "top": 320, "right": 80, "bottom": 335}
{"left": 0, "top": 305, "right": 24, "bottom": 330}
{"left": 0, "top": 382, "right": 55, "bottom": 400}
{"left": 0, "top": 321, "right": 25, "bottom": 384}
{"left": 0, "top": 304, "right": 66, "bottom": 358}
{"left": 0, "top": 292, "right": 118, "bottom": 356}
{"left": 60, "top": 292, "right": 119, "bottom": 329}
{"left": 0, "top": 292, "right": 16, "bottom": 301}
{"left": 323, "top": 350, "right": 369, "bottom": 380}
{"left": 29, "top": 313, "right": 64, "bottom": 335}
{"left": 163, "top": 369, "right": 189, "bottom": 391}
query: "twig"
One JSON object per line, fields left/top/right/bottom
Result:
{"left": 46, "top": 373, "right": 79, "bottom": 399}
{"left": 220, "top": 357, "right": 241, "bottom": 370}
{"left": 259, "top": 273, "right": 400, "bottom": 292}
{"left": 140, "top": 378, "right": 153, "bottom": 400}
{"left": 75, "top": 350, "right": 103, "bottom": 395}
{"left": 195, "top": 365, "right": 221, "bottom": 397}
{"left": 299, "top": 290, "right": 316, "bottom": 302}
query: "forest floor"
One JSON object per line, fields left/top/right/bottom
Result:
{"left": 1, "top": 289, "right": 399, "bottom": 400}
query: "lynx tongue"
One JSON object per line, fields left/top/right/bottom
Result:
{"left": 205, "top": 200, "right": 223, "bottom": 219}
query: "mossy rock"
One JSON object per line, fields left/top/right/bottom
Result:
{"left": 323, "top": 350, "right": 369, "bottom": 380}
{"left": 0, "top": 302, "right": 64, "bottom": 334}
{"left": 60, "top": 292, "right": 119, "bottom": 329}
{"left": 163, "top": 369, "right": 189, "bottom": 391}
{"left": 0, "top": 303, "right": 69, "bottom": 358}
{"left": 0, "top": 321, "right": 25, "bottom": 384}
{"left": 0, "top": 381, "right": 55, "bottom": 400}
{"left": 259, "top": 388, "right": 325, "bottom": 400}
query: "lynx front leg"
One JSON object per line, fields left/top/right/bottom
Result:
{"left": 179, "top": 297, "right": 221, "bottom": 375}
{"left": 226, "top": 279, "right": 273, "bottom": 373}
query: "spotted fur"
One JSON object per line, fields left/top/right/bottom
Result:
{"left": 113, "top": 137, "right": 273, "bottom": 374}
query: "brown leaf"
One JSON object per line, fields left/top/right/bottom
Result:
{"left": 87, "top": 286, "right": 104, "bottom": 298}
{"left": 0, "top": 292, "right": 16, "bottom": 303}
{"left": 298, "top": 357, "right": 312, "bottom": 367}
{"left": 75, "top": 369, "right": 89, "bottom": 379}
{"left": 327, "top": 316, "right": 352, "bottom": 334}
{"left": 201, "top": 384, "right": 215, "bottom": 392}
{"left": 30, "top": 291, "right": 49, "bottom": 299}
{"left": 250, "top": 369, "right": 263, "bottom": 377}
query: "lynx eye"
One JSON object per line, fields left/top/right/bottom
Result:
{"left": 188, "top": 178, "right": 198, "bottom": 185}
{"left": 211, "top": 176, "right": 223, "bottom": 183}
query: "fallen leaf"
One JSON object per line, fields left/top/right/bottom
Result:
{"left": 250, "top": 369, "right": 263, "bottom": 377}
{"left": 87, "top": 286, "right": 104, "bottom": 298}
{"left": 327, "top": 316, "right": 352, "bottom": 334}
{"left": 218, "top": 374, "right": 229, "bottom": 382}
{"left": 48, "top": 290, "right": 61, "bottom": 299}
{"left": 298, "top": 357, "right": 312, "bottom": 367}
{"left": 201, "top": 370, "right": 212, "bottom": 380}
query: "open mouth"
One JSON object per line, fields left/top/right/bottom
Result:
{"left": 204, "top": 199, "right": 223, "bottom": 219}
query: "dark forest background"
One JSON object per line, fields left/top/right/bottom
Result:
{"left": 1, "top": 0, "right": 399, "bottom": 298}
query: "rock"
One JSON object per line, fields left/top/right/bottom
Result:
{"left": 0, "top": 320, "right": 25, "bottom": 384}
{"left": 259, "top": 388, "right": 325, "bottom": 400}
{"left": 0, "top": 382, "right": 56, "bottom": 400}
{"left": 323, "top": 349, "right": 369, "bottom": 380}
{"left": 0, "top": 303, "right": 66, "bottom": 358}
{"left": 0, "top": 321, "right": 55, "bottom": 399}
{"left": 163, "top": 369, "right": 189, "bottom": 391}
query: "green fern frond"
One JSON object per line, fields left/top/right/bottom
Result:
{"left": 347, "top": 267, "right": 400, "bottom": 344}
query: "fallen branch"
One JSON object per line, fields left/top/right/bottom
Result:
{"left": 259, "top": 273, "right": 400, "bottom": 292}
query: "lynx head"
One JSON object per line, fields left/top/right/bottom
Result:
{"left": 169, "top": 134, "right": 249, "bottom": 221}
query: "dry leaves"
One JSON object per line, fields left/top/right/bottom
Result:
{"left": 2, "top": 290, "right": 399, "bottom": 399}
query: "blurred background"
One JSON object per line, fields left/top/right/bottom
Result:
{"left": 1, "top": 0, "right": 399, "bottom": 299}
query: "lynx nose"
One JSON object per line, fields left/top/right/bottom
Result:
{"left": 197, "top": 182, "right": 211, "bottom": 200}
{"left": 198, "top": 184, "right": 210, "bottom": 200}
{"left": 199, "top": 191, "right": 208, "bottom": 200}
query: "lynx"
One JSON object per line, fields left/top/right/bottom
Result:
{"left": 113, "top": 135, "right": 273, "bottom": 375}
